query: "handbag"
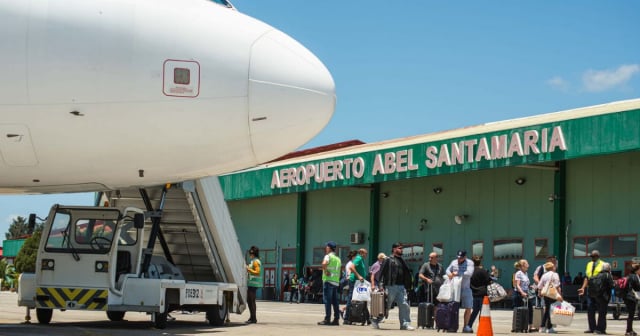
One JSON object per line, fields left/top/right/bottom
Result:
{"left": 487, "top": 282, "right": 508, "bottom": 302}
{"left": 550, "top": 301, "right": 575, "bottom": 326}
{"left": 352, "top": 280, "right": 372, "bottom": 301}
{"left": 540, "top": 280, "right": 559, "bottom": 300}
{"left": 451, "top": 276, "right": 463, "bottom": 302}
{"left": 437, "top": 278, "right": 453, "bottom": 302}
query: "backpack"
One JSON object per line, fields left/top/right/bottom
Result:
{"left": 614, "top": 276, "right": 629, "bottom": 299}
{"left": 588, "top": 273, "right": 605, "bottom": 298}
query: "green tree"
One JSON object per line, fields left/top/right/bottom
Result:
{"left": 6, "top": 216, "right": 29, "bottom": 240}
{"left": 15, "top": 230, "right": 42, "bottom": 274}
{"left": 4, "top": 264, "right": 17, "bottom": 289}
{"left": 0, "top": 258, "right": 6, "bottom": 288}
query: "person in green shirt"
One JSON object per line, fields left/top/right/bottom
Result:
{"left": 318, "top": 241, "right": 341, "bottom": 326}
{"left": 246, "top": 246, "right": 262, "bottom": 324}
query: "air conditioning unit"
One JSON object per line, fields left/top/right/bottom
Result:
{"left": 350, "top": 232, "right": 364, "bottom": 244}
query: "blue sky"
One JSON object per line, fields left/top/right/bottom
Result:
{"left": 1, "top": 1, "right": 639, "bottom": 245}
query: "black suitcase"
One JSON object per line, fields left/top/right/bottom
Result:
{"left": 418, "top": 284, "right": 435, "bottom": 329}
{"left": 348, "top": 300, "right": 368, "bottom": 325}
{"left": 512, "top": 299, "right": 530, "bottom": 333}
{"left": 435, "top": 301, "right": 459, "bottom": 332}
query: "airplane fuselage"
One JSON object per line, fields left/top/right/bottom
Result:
{"left": 0, "top": 0, "right": 335, "bottom": 193}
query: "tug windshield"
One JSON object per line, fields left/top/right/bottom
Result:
{"left": 44, "top": 208, "right": 135, "bottom": 254}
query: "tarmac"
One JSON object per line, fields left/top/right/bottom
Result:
{"left": 0, "top": 291, "right": 637, "bottom": 336}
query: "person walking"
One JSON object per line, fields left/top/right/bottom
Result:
{"left": 370, "top": 252, "right": 387, "bottom": 287}
{"left": 344, "top": 248, "right": 369, "bottom": 325}
{"left": 578, "top": 250, "right": 608, "bottom": 334}
{"left": 290, "top": 273, "right": 299, "bottom": 303}
{"left": 246, "top": 246, "right": 262, "bottom": 324}
{"left": 446, "top": 250, "right": 475, "bottom": 333}
{"left": 466, "top": 256, "right": 491, "bottom": 333}
{"left": 538, "top": 261, "right": 563, "bottom": 333}
{"left": 376, "top": 242, "right": 415, "bottom": 330}
{"left": 341, "top": 250, "right": 357, "bottom": 322}
{"left": 623, "top": 264, "right": 640, "bottom": 336}
{"left": 418, "top": 252, "right": 445, "bottom": 316}
{"left": 318, "top": 241, "right": 341, "bottom": 326}
{"left": 513, "top": 259, "right": 536, "bottom": 332}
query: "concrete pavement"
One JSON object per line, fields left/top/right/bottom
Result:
{"left": 0, "top": 291, "right": 636, "bottom": 336}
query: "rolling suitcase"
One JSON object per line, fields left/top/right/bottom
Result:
{"left": 418, "top": 284, "right": 435, "bottom": 329}
{"left": 532, "top": 297, "right": 543, "bottom": 329}
{"left": 348, "top": 300, "right": 368, "bottom": 325}
{"left": 435, "top": 301, "right": 459, "bottom": 332}
{"left": 370, "top": 290, "right": 386, "bottom": 319}
{"left": 512, "top": 298, "right": 530, "bottom": 333}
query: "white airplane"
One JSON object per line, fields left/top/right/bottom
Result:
{"left": 0, "top": 0, "right": 335, "bottom": 194}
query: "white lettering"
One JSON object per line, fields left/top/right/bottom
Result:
{"left": 507, "top": 133, "right": 523, "bottom": 157}
{"left": 425, "top": 146, "right": 438, "bottom": 169}
{"left": 475, "top": 137, "right": 491, "bottom": 161}
{"left": 523, "top": 130, "right": 540, "bottom": 155}
{"left": 372, "top": 154, "right": 385, "bottom": 176}
{"left": 548, "top": 126, "right": 567, "bottom": 152}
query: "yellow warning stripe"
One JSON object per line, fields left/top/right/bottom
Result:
{"left": 36, "top": 287, "right": 108, "bottom": 310}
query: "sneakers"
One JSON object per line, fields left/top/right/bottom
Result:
{"left": 595, "top": 331, "right": 607, "bottom": 335}
{"left": 625, "top": 332, "right": 638, "bottom": 336}
{"left": 401, "top": 325, "right": 415, "bottom": 331}
{"left": 547, "top": 328, "right": 557, "bottom": 334}
{"left": 371, "top": 321, "right": 380, "bottom": 329}
{"left": 317, "top": 320, "right": 330, "bottom": 325}
{"left": 462, "top": 326, "right": 474, "bottom": 333}
{"left": 331, "top": 319, "right": 340, "bottom": 326}
{"left": 245, "top": 319, "right": 257, "bottom": 324}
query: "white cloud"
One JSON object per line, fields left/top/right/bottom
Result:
{"left": 582, "top": 64, "right": 640, "bottom": 92}
{"left": 547, "top": 76, "right": 570, "bottom": 91}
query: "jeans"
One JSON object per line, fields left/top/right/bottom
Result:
{"left": 386, "top": 285, "right": 411, "bottom": 328}
{"left": 467, "top": 296, "right": 483, "bottom": 328}
{"left": 344, "top": 280, "right": 355, "bottom": 320}
{"left": 323, "top": 282, "right": 340, "bottom": 321}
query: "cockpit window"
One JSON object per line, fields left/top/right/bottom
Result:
{"left": 209, "top": 0, "right": 234, "bottom": 9}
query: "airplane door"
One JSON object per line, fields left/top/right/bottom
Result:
{"left": 0, "top": 124, "right": 38, "bottom": 166}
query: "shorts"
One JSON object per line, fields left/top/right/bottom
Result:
{"left": 460, "top": 287, "right": 473, "bottom": 308}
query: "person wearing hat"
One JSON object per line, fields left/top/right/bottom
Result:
{"left": 578, "top": 250, "right": 607, "bottom": 334}
{"left": 318, "top": 241, "right": 341, "bottom": 326}
{"left": 446, "top": 250, "right": 474, "bottom": 333}
{"left": 377, "top": 242, "right": 415, "bottom": 330}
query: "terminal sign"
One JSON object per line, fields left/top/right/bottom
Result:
{"left": 270, "top": 126, "right": 567, "bottom": 189}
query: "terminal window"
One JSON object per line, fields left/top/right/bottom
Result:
{"left": 573, "top": 234, "right": 637, "bottom": 257}
{"left": 493, "top": 239, "right": 523, "bottom": 260}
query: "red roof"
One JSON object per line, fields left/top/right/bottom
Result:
{"left": 267, "top": 140, "right": 365, "bottom": 163}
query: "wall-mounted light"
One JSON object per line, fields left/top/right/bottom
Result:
{"left": 419, "top": 218, "right": 427, "bottom": 231}
{"left": 454, "top": 215, "right": 468, "bottom": 225}
{"left": 515, "top": 177, "right": 526, "bottom": 186}
{"left": 433, "top": 187, "right": 443, "bottom": 195}
{"left": 381, "top": 192, "right": 389, "bottom": 198}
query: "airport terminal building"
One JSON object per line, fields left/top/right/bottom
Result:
{"left": 219, "top": 99, "right": 640, "bottom": 295}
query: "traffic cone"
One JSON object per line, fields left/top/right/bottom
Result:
{"left": 477, "top": 296, "right": 493, "bottom": 336}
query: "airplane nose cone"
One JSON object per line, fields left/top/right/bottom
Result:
{"left": 248, "top": 29, "right": 336, "bottom": 163}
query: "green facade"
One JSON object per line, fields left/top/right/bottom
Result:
{"left": 221, "top": 108, "right": 640, "bottom": 200}
{"left": 222, "top": 102, "right": 640, "bottom": 292}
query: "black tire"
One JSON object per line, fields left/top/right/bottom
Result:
{"left": 107, "top": 311, "right": 126, "bottom": 321}
{"left": 206, "top": 304, "right": 227, "bottom": 326}
{"left": 153, "top": 311, "right": 168, "bottom": 329}
{"left": 36, "top": 308, "right": 53, "bottom": 324}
